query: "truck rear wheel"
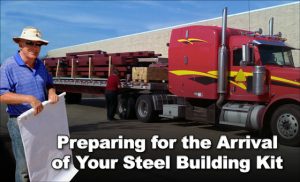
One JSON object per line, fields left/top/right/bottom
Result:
{"left": 135, "top": 95, "right": 158, "bottom": 122}
{"left": 117, "top": 95, "right": 136, "bottom": 119}
{"left": 271, "top": 104, "right": 300, "bottom": 146}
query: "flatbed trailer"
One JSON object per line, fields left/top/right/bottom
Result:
{"left": 53, "top": 77, "right": 168, "bottom": 93}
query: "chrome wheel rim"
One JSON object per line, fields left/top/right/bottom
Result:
{"left": 118, "top": 102, "right": 126, "bottom": 113}
{"left": 138, "top": 100, "right": 148, "bottom": 118}
{"left": 277, "top": 113, "right": 299, "bottom": 139}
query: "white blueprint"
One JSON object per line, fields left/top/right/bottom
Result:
{"left": 17, "top": 93, "right": 78, "bottom": 181}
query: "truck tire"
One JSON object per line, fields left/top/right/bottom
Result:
{"left": 270, "top": 104, "right": 300, "bottom": 146}
{"left": 117, "top": 96, "right": 136, "bottom": 119}
{"left": 117, "top": 95, "right": 127, "bottom": 119}
{"left": 65, "top": 92, "right": 82, "bottom": 104}
{"left": 135, "top": 95, "right": 158, "bottom": 122}
{"left": 127, "top": 97, "right": 137, "bottom": 119}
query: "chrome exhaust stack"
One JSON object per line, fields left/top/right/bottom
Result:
{"left": 217, "top": 7, "right": 228, "bottom": 108}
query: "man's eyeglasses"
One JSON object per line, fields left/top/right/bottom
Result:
{"left": 25, "top": 41, "right": 43, "bottom": 47}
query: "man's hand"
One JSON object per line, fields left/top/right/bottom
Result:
{"left": 28, "top": 96, "right": 43, "bottom": 115}
{"left": 48, "top": 88, "right": 59, "bottom": 104}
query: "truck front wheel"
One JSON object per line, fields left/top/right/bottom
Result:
{"left": 135, "top": 95, "right": 158, "bottom": 122}
{"left": 271, "top": 104, "right": 300, "bottom": 146}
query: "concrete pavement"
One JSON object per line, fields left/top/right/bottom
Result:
{"left": 1, "top": 97, "right": 300, "bottom": 181}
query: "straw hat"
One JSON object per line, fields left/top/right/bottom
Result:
{"left": 13, "top": 26, "right": 48, "bottom": 45}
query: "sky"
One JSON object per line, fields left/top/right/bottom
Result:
{"left": 0, "top": 0, "right": 298, "bottom": 63}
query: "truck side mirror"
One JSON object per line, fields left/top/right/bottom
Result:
{"left": 240, "top": 44, "right": 250, "bottom": 66}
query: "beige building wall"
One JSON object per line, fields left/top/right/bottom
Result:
{"left": 47, "top": 2, "right": 299, "bottom": 65}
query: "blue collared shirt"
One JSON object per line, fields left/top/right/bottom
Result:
{"left": 0, "top": 52, "right": 54, "bottom": 116}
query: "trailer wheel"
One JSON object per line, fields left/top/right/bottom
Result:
{"left": 65, "top": 93, "right": 82, "bottom": 104}
{"left": 270, "top": 104, "right": 300, "bottom": 146}
{"left": 135, "top": 95, "right": 158, "bottom": 122}
{"left": 117, "top": 96, "right": 136, "bottom": 119}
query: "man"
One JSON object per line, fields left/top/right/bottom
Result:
{"left": 105, "top": 69, "right": 120, "bottom": 121}
{"left": 0, "top": 26, "right": 58, "bottom": 182}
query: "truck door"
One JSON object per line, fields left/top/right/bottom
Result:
{"left": 229, "top": 46, "right": 269, "bottom": 102}
{"left": 229, "top": 47, "right": 252, "bottom": 99}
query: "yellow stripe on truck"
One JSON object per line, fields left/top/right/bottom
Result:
{"left": 271, "top": 76, "right": 300, "bottom": 87}
{"left": 170, "top": 69, "right": 300, "bottom": 90}
{"left": 170, "top": 70, "right": 246, "bottom": 90}
{"left": 170, "top": 70, "right": 217, "bottom": 79}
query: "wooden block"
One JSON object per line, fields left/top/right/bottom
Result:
{"left": 132, "top": 67, "right": 146, "bottom": 81}
{"left": 132, "top": 67, "right": 168, "bottom": 82}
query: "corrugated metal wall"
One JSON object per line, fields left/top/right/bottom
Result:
{"left": 47, "top": 2, "right": 299, "bottom": 65}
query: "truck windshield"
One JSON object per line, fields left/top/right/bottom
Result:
{"left": 258, "top": 45, "right": 294, "bottom": 66}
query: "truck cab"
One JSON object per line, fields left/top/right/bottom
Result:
{"left": 229, "top": 34, "right": 300, "bottom": 146}
{"left": 168, "top": 21, "right": 300, "bottom": 146}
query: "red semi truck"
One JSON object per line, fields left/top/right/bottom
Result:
{"left": 44, "top": 8, "right": 300, "bottom": 146}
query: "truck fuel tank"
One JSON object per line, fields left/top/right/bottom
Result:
{"left": 219, "top": 103, "right": 265, "bottom": 130}
{"left": 253, "top": 66, "right": 266, "bottom": 95}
